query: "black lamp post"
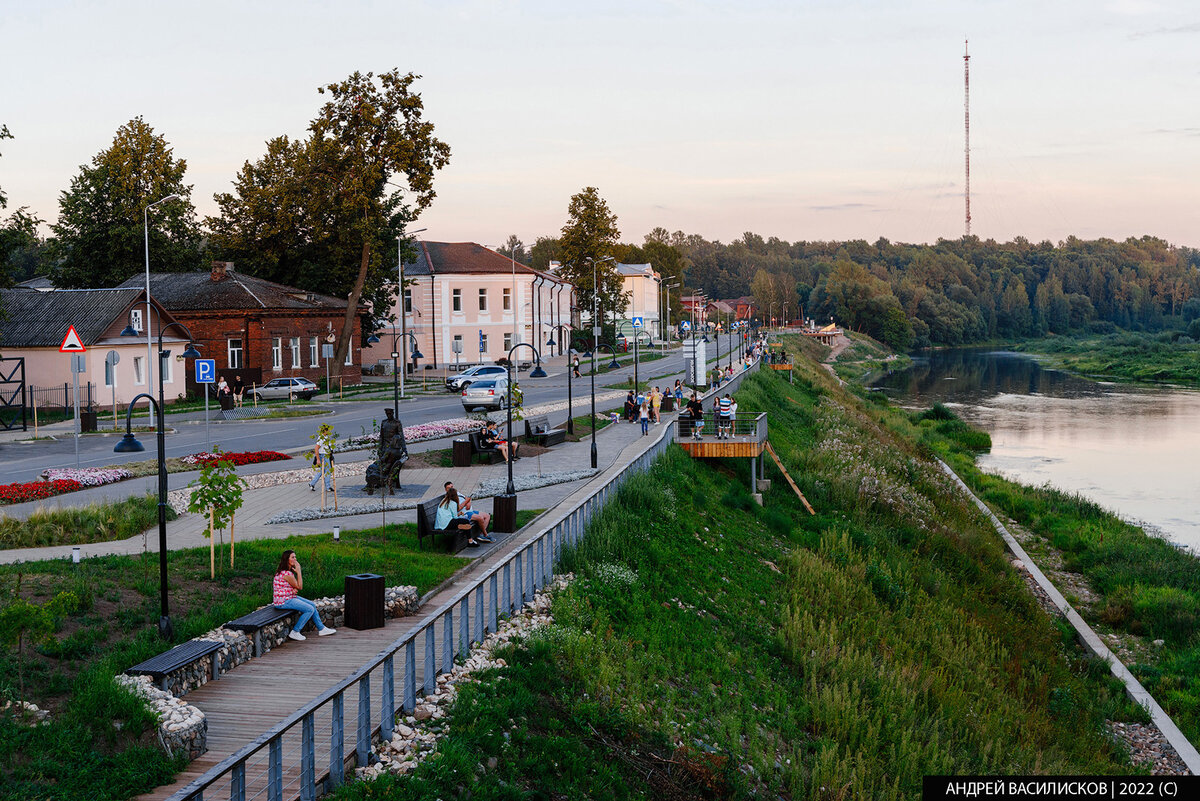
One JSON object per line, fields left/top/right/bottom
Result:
{"left": 367, "top": 330, "right": 423, "bottom": 417}
{"left": 632, "top": 329, "right": 652, "bottom": 390}
{"left": 590, "top": 342, "right": 620, "bottom": 469}
{"left": 504, "top": 342, "right": 545, "bottom": 496}
{"left": 117, "top": 318, "right": 201, "bottom": 639}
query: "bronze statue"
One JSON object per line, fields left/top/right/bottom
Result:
{"left": 365, "top": 409, "right": 408, "bottom": 495}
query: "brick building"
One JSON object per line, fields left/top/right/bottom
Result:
{"left": 120, "top": 262, "right": 367, "bottom": 392}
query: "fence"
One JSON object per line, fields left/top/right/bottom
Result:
{"left": 28, "top": 382, "right": 97, "bottom": 413}
{"left": 165, "top": 358, "right": 762, "bottom": 801}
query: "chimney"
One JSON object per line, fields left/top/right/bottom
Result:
{"left": 211, "top": 261, "right": 234, "bottom": 282}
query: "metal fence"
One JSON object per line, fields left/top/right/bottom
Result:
{"left": 166, "top": 358, "right": 762, "bottom": 801}
{"left": 28, "top": 382, "right": 97, "bottom": 412}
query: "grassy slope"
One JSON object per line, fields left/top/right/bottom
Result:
{"left": 333, "top": 359, "right": 1145, "bottom": 801}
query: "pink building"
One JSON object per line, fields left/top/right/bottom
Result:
{"left": 361, "top": 242, "right": 575, "bottom": 372}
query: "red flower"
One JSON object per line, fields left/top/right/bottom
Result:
{"left": 0, "top": 479, "right": 85, "bottom": 505}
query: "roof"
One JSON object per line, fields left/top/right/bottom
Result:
{"left": 0, "top": 287, "right": 144, "bottom": 348}
{"left": 16, "top": 276, "right": 55, "bottom": 291}
{"left": 405, "top": 242, "right": 571, "bottom": 285}
{"left": 616, "top": 263, "right": 656, "bottom": 278}
{"left": 116, "top": 270, "right": 351, "bottom": 313}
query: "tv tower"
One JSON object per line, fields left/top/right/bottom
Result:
{"left": 964, "top": 39, "right": 971, "bottom": 237}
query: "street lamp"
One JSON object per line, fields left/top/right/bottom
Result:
{"left": 143, "top": 194, "right": 182, "bottom": 389}
{"left": 490, "top": 342, "right": 546, "bottom": 532}
{"left": 117, "top": 317, "right": 201, "bottom": 639}
{"left": 590, "top": 341, "right": 621, "bottom": 469}
{"left": 568, "top": 336, "right": 592, "bottom": 437}
{"left": 585, "top": 255, "right": 614, "bottom": 355}
{"left": 366, "top": 330, "right": 423, "bottom": 417}
{"left": 396, "top": 228, "right": 427, "bottom": 401}
{"left": 632, "top": 329, "right": 652, "bottom": 390}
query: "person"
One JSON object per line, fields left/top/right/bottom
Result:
{"left": 232, "top": 375, "right": 245, "bottom": 408}
{"left": 217, "top": 377, "right": 230, "bottom": 397}
{"left": 572, "top": 357, "right": 581, "bottom": 379}
{"left": 481, "top": 420, "right": 518, "bottom": 462}
{"left": 273, "top": 550, "right": 336, "bottom": 641}
{"left": 444, "top": 481, "right": 491, "bottom": 538}
{"left": 725, "top": 364, "right": 733, "bottom": 379}
{"left": 728, "top": 396, "right": 739, "bottom": 437}
{"left": 685, "top": 393, "right": 705, "bottom": 440}
{"left": 623, "top": 391, "right": 638, "bottom": 422}
{"left": 717, "top": 393, "right": 733, "bottom": 439}
{"left": 674, "top": 380, "right": 683, "bottom": 405}
{"left": 639, "top": 397, "right": 650, "bottom": 436}
{"left": 309, "top": 423, "right": 335, "bottom": 491}
{"left": 437, "top": 487, "right": 485, "bottom": 547}
{"left": 650, "top": 387, "right": 662, "bottom": 424}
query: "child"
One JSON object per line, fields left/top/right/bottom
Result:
{"left": 639, "top": 398, "right": 651, "bottom": 435}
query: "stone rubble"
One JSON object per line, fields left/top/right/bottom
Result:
{"left": 1106, "top": 721, "right": 1191, "bottom": 776}
{"left": 0, "top": 700, "right": 51, "bottom": 725}
{"left": 115, "top": 674, "right": 208, "bottom": 760}
{"left": 352, "top": 574, "right": 573, "bottom": 783}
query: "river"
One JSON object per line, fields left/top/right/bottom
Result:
{"left": 871, "top": 349, "right": 1200, "bottom": 554}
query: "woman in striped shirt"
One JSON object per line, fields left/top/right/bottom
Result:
{"left": 273, "top": 550, "right": 336, "bottom": 642}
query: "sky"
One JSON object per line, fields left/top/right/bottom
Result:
{"left": 2, "top": 0, "right": 1198, "bottom": 250}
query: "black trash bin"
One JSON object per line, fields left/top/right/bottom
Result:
{"left": 218, "top": 392, "right": 235, "bottom": 411}
{"left": 79, "top": 410, "right": 98, "bottom": 433}
{"left": 344, "top": 573, "right": 385, "bottom": 630}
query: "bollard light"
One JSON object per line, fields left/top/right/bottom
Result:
{"left": 72, "top": 546, "right": 81, "bottom": 564}
{"left": 333, "top": 525, "right": 341, "bottom": 542}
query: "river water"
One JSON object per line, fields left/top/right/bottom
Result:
{"left": 872, "top": 349, "right": 1200, "bottom": 554}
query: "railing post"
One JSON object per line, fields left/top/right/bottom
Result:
{"left": 474, "top": 585, "right": 484, "bottom": 643}
{"left": 403, "top": 640, "right": 416, "bottom": 713}
{"left": 300, "top": 712, "right": 315, "bottom": 801}
{"left": 231, "top": 761, "right": 246, "bottom": 800}
{"left": 536, "top": 538, "right": 545, "bottom": 589}
{"left": 424, "top": 625, "right": 436, "bottom": 697}
{"left": 268, "top": 737, "right": 282, "bottom": 801}
{"left": 442, "top": 610, "right": 454, "bottom": 674}
{"left": 381, "top": 655, "right": 395, "bottom": 742}
{"left": 488, "top": 573, "right": 498, "bottom": 633}
{"left": 356, "top": 673, "right": 371, "bottom": 767}
{"left": 503, "top": 561, "right": 512, "bottom": 616}
{"left": 527, "top": 544, "right": 535, "bottom": 598}
{"left": 330, "top": 691, "right": 345, "bottom": 790}
{"left": 514, "top": 552, "right": 524, "bottom": 607}
{"left": 459, "top": 596, "right": 470, "bottom": 658}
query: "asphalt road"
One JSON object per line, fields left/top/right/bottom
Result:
{"left": 0, "top": 336, "right": 744, "bottom": 485}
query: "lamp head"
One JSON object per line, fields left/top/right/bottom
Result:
{"left": 181, "top": 342, "right": 202, "bottom": 359}
{"left": 529, "top": 363, "right": 548, "bottom": 378}
{"left": 367, "top": 333, "right": 381, "bottom": 344}
{"left": 120, "top": 324, "right": 138, "bottom": 337}
{"left": 114, "top": 432, "right": 145, "bottom": 453}
{"left": 410, "top": 347, "right": 424, "bottom": 359}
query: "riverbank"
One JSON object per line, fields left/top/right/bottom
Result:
{"left": 1014, "top": 331, "right": 1200, "bottom": 387}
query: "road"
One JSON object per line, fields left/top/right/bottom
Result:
{"left": 0, "top": 336, "right": 744, "bottom": 485}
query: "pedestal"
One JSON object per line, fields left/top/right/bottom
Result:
{"left": 493, "top": 494, "right": 517, "bottom": 534}
{"left": 344, "top": 573, "right": 384, "bottom": 630}
{"left": 452, "top": 439, "right": 472, "bottom": 467}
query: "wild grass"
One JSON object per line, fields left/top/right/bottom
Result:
{"left": 0, "top": 494, "right": 172, "bottom": 549}
{"left": 1016, "top": 332, "right": 1200, "bottom": 386}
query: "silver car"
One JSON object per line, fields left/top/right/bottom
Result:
{"left": 446, "top": 364, "right": 508, "bottom": 392}
{"left": 247, "top": 377, "right": 319, "bottom": 401}
{"left": 461, "top": 377, "right": 510, "bottom": 411}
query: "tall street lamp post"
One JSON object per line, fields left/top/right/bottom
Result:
{"left": 367, "top": 330, "right": 423, "bottom": 417}
{"left": 117, "top": 318, "right": 201, "bottom": 639}
{"left": 589, "top": 342, "right": 620, "bottom": 469}
{"left": 143, "top": 194, "right": 182, "bottom": 389}
{"left": 492, "top": 343, "right": 547, "bottom": 532}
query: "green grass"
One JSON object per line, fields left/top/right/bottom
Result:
{"left": 0, "top": 494, "right": 173, "bottom": 549}
{"left": 0, "top": 523, "right": 468, "bottom": 801}
{"left": 1016, "top": 332, "right": 1200, "bottom": 386}
{"left": 332, "top": 364, "right": 1145, "bottom": 801}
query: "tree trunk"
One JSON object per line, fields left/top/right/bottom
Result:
{"left": 332, "top": 241, "right": 371, "bottom": 389}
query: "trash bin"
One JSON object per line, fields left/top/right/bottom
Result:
{"left": 79, "top": 410, "right": 98, "bottom": 433}
{"left": 661, "top": 396, "right": 675, "bottom": 413}
{"left": 218, "top": 392, "right": 234, "bottom": 411}
{"left": 452, "top": 439, "right": 472, "bottom": 467}
{"left": 344, "top": 573, "right": 385, "bottom": 630}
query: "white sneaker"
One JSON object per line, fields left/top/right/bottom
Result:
{"left": 288, "top": 630, "right": 306, "bottom": 642}
{"left": 318, "top": 627, "right": 337, "bottom": 636}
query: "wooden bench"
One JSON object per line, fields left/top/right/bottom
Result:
{"left": 125, "top": 639, "right": 224, "bottom": 693}
{"left": 523, "top": 414, "right": 566, "bottom": 447}
{"left": 225, "top": 607, "right": 297, "bottom": 657}
{"left": 415, "top": 497, "right": 474, "bottom": 551}
{"left": 468, "top": 431, "right": 503, "bottom": 464}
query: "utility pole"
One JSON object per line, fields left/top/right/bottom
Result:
{"left": 964, "top": 38, "right": 971, "bottom": 238}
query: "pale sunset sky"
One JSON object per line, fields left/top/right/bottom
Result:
{"left": 2, "top": 0, "right": 1197, "bottom": 249}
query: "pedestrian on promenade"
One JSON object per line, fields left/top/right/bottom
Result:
{"left": 650, "top": 387, "right": 662, "bottom": 423}
{"left": 232, "top": 375, "right": 245, "bottom": 407}
{"left": 273, "top": 550, "right": 336, "bottom": 641}
{"left": 572, "top": 357, "right": 581, "bottom": 379}
{"left": 685, "top": 393, "right": 705, "bottom": 439}
{"left": 717, "top": 393, "right": 733, "bottom": 439}
{"left": 309, "top": 423, "right": 335, "bottom": 491}
{"left": 639, "top": 397, "right": 651, "bottom": 435}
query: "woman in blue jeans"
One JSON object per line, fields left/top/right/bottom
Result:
{"left": 273, "top": 550, "right": 336, "bottom": 641}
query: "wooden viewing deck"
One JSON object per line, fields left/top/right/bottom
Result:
{"left": 675, "top": 412, "right": 768, "bottom": 460}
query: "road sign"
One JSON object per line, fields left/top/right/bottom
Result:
{"left": 71, "top": 354, "right": 86, "bottom": 373}
{"left": 195, "top": 359, "right": 216, "bottom": 384}
{"left": 632, "top": 316, "right": 643, "bottom": 329}
{"left": 479, "top": 330, "right": 484, "bottom": 352}
{"left": 104, "top": 350, "right": 120, "bottom": 367}
{"left": 59, "top": 325, "right": 86, "bottom": 353}
{"left": 322, "top": 344, "right": 335, "bottom": 359}
{"left": 325, "top": 332, "right": 336, "bottom": 344}
{"left": 681, "top": 320, "right": 691, "bottom": 331}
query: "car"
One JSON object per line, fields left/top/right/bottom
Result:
{"left": 247, "top": 377, "right": 319, "bottom": 402}
{"left": 445, "top": 364, "right": 508, "bottom": 392}
{"left": 461, "top": 377, "right": 510, "bottom": 411}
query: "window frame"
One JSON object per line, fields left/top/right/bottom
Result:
{"left": 452, "top": 288, "right": 462, "bottom": 312}
{"left": 227, "top": 338, "right": 244, "bottom": 369}
{"left": 478, "top": 288, "right": 488, "bottom": 311}
{"left": 271, "top": 337, "right": 282, "bottom": 370}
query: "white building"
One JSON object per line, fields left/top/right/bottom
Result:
{"left": 614, "top": 263, "right": 663, "bottom": 339}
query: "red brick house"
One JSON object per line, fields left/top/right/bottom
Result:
{"left": 119, "top": 262, "right": 367, "bottom": 392}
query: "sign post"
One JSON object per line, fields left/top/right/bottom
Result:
{"left": 105, "top": 351, "right": 120, "bottom": 430}
{"left": 195, "top": 359, "right": 216, "bottom": 451}
{"left": 70, "top": 354, "right": 86, "bottom": 467}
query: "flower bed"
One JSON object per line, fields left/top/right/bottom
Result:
{"left": 40, "top": 467, "right": 133, "bottom": 487}
{"left": 0, "top": 479, "right": 84, "bottom": 505}
{"left": 180, "top": 450, "right": 291, "bottom": 467}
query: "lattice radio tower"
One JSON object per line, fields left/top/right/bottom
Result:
{"left": 964, "top": 39, "right": 971, "bottom": 237}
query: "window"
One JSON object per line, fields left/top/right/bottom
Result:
{"left": 272, "top": 337, "right": 282, "bottom": 370}
{"left": 133, "top": 356, "right": 145, "bottom": 385}
{"left": 104, "top": 358, "right": 115, "bottom": 388}
{"left": 503, "top": 288, "right": 511, "bottom": 311}
{"left": 478, "top": 288, "right": 488, "bottom": 311}
{"left": 130, "top": 309, "right": 143, "bottom": 333}
{"left": 452, "top": 288, "right": 462, "bottom": 312}
{"left": 344, "top": 343, "right": 353, "bottom": 366}
{"left": 290, "top": 337, "right": 301, "bottom": 368}
{"left": 503, "top": 333, "right": 512, "bottom": 352}
{"left": 403, "top": 289, "right": 412, "bottom": 313}
{"left": 309, "top": 337, "right": 319, "bottom": 367}
{"left": 160, "top": 352, "right": 173, "bottom": 384}
{"left": 479, "top": 333, "right": 488, "bottom": 354}
{"left": 227, "top": 338, "right": 243, "bottom": 369}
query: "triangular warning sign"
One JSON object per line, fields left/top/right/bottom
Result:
{"left": 59, "top": 325, "right": 86, "bottom": 353}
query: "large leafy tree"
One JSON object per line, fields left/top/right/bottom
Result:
{"left": 556, "top": 187, "right": 625, "bottom": 326}
{"left": 0, "top": 123, "right": 12, "bottom": 210}
{"left": 1, "top": 207, "right": 50, "bottom": 287}
{"left": 51, "top": 117, "right": 204, "bottom": 288}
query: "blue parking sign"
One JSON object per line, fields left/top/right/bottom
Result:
{"left": 195, "top": 359, "right": 216, "bottom": 384}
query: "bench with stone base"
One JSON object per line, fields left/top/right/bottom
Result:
{"left": 415, "top": 497, "right": 475, "bottom": 551}
{"left": 523, "top": 414, "right": 566, "bottom": 447}
{"left": 225, "top": 607, "right": 297, "bottom": 657}
{"left": 125, "top": 639, "right": 224, "bottom": 695}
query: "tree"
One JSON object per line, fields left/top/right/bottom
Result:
{"left": 0, "top": 207, "right": 49, "bottom": 287}
{"left": 0, "top": 123, "right": 12, "bottom": 210}
{"left": 500, "top": 235, "right": 527, "bottom": 264}
{"left": 51, "top": 117, "right": 204, "bottom": 288}
{"left": 186, "top": 450, "right": 248, "bottom": 577}
{"left": 529, "top": 236, "right": 561, "bottom": 272}
{"left": 557, "top": 187, "right": 625, "bottom": 327}
{"left": 0, "top": 583, "right": 77, "bottom": 699}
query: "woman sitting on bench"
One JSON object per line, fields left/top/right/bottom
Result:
{"left": 481, "top": 421, "right": 518, "bottom": 462}
{"left": 437, "top": 488, "right": 490, "bottom": 547}
{"left": 273, "top": 550, "right": 336, "bottom": 642}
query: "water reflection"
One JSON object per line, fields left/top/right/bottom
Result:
{"left": 874, "top": 350, "right": 1200, "bottom": 554}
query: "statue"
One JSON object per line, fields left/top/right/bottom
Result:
{"left": 365, "top": 409, "right": 408, "bottom": 495}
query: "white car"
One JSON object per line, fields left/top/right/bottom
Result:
{"left": 247, "top": 377, "right": 319, "bottom": 401}
{"left": 461, "top": 377, "right": 510, "bottom": 411}
{"left": 446, "top": 364, "right": 508, "bottom": 392}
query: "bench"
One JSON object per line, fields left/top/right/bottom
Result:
{"left": 415, "top": 497, "right": 475, "bottom": 551}
{"left": 125, "top": 639, "right": 224, "bottom": 693}
{"left": 468, "top": 431, "right": 503, "bottom": 464}
{"left": 523, "top": 414, "right": 566, "bottom": 447}
{"left": 226, "top": 607, "right": 297, "bottom": 657}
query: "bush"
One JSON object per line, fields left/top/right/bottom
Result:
{"left": 913, "top": 403, "right": 957, "bottom": 422}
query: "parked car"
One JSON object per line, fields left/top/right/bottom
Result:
{"left": 445, "top": 364, "right": 508, "bottom": 392}
{"left": 461, "top": 377, "right": 510, "bottom": 411}
{"left": 247, "top": 377, "right": 319, "bottom": 401}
